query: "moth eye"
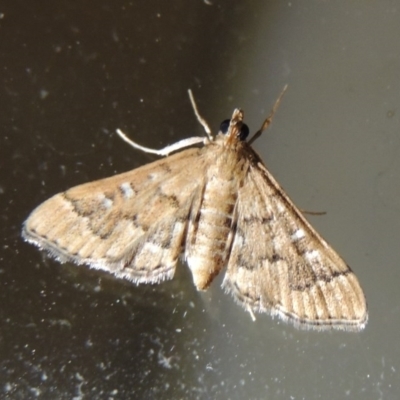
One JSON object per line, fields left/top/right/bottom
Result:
{"left": 219, "top": 119, "right": 231, "bottom": 134}
{"left": 239, "top": 124, "right": 250, "bottom": 141}
{"left": 219, "top": 120, "right": 249, "bottom": 141}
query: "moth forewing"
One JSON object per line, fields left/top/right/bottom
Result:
{"left": 23, "top": 147, "right": 206, "bottom": 282}
{"left": 22, "top": 89, "right": 367, "bottom": 331}
{"left": 222, "top": 153, "right": 367, "bottom": 331}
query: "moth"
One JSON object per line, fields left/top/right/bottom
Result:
{"left": 22, "top": 88, "right": 368, "bottom": 331}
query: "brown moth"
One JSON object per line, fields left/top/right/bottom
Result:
{"left": 22, "top": 88, "right": 368, "bottom": 331}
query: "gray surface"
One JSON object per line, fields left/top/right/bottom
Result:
{"left": 1, "top": 1, "right": 400, "bottom": 399}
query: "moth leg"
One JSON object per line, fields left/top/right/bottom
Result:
{"left": 300, "top": 209, "right": 326, "bottom": 216}
{"left": 187, "top": 89, "right": 213, "bottom": 140}
{"left": 116, "top": 129, "right": 207, "bottom": 156}
{"left": 246, "top": 305, "right": 256, "bottom": 322}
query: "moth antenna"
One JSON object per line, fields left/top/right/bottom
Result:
{"left": 248, "top": 84, "right": 288, "bottom": 145}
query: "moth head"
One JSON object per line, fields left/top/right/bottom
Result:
{"left": 219, "top": 108, "right": 250, "bottom": 141}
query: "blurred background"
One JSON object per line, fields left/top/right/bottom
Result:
{"left": 1, "top": 1, "right": 400, "bottom": 399}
